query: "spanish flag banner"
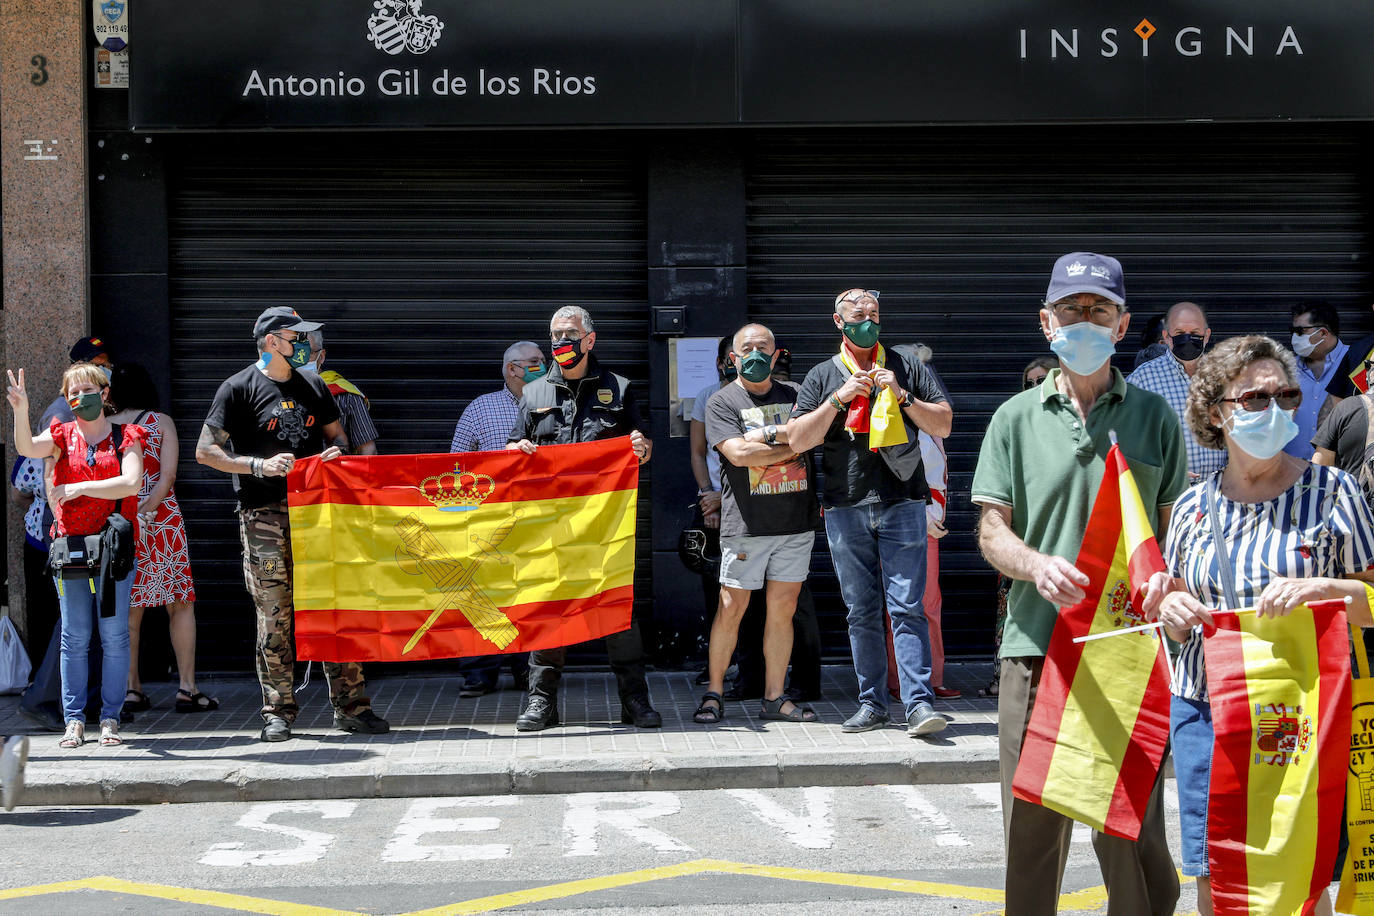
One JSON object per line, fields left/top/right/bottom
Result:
{"left": 1338, "top": 623, "right": 1374, "bottom": 915}
{"left": 1204, "top": 599, "right": 1351, "bottom": 916}
{"left": 285, "top": 438, "right": 638, "bottom": 662}
{"left": 1012, "top": 443, "right": 1172, "bottom": 840}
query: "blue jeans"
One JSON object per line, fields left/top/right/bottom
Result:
{"left": 823, "top": 499, "right": 932, "bottom": 716}
{"left": 55, "top": 570, "right": 133, "bottom": 723}
{"left": 1170, "top": 693, "right": 1212, "bottom": 877}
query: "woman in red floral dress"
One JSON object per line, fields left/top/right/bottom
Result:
{"left": 108, "top": 365, "right": 217, "bottom": 713}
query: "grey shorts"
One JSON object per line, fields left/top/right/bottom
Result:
{"left": 718, "top": 532, "right": 815, "bottom": 590}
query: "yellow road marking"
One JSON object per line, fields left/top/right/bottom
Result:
{"left": 0, "top": 875, "right": 362, "bottom": 915}
{"left": 406, "top": 859, "right": 721, "bottom": 916}
{"left": 700, "top": 859, "right": 1006, "bottom": 903}
{"left": 0, "top": 861, "right": 1185, "bottom": 914}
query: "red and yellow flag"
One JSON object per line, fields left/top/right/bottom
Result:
{"left": 1012, "top": 443, "right": 1172, "bottom": 840}
{"left": 1204, "top": 599, "right": 1351, "bottom": 916}
{"left": 285, "top": 438, "right": 638, "bottom": 662}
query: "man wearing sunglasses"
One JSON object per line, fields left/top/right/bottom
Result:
{"left": 1127, "top": 301, "right": 1226, "bottom": 481}
{"left": 196, "top": 307, "right": 390, "bottom": 743}
{"left": 1285, "top": 300, "right": 1348, "bottom": 459}
{"left": 507, "top": 306, "right": 659, "bottom": 732}
{"left": 973, "top": 253, "right": 1185, "bottom": 916}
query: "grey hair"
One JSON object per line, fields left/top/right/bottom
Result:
{"left": 502, "top": 340, "right": 542, "bottom": 373}
{"left": 307, "top": 329, "right": 325, "bottom": 351}
{"left": 551, "top": 306, "right": 595, "bottom": 334}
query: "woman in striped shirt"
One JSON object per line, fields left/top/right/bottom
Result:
{"left": 1145, "top": 335, "right": 1374, "bottom": 916}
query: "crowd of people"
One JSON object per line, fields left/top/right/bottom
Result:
{"left": 7, "top": 250, "right": 1374, "bottom": 913}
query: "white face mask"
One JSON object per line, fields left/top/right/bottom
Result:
{"left": 298, "top": 359, "right": 320, "bottom": 375}
{"left": 1291, "top": 329, "right": 1322, "bottom": 358}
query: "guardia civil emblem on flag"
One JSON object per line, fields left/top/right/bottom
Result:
{"left": 286, "top": 439, "right": 638, "bottom": 662}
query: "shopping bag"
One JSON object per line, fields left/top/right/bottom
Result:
{"left": 1339, "top": 623, "right": 1374, "bottom": 914}
{"left": 0, "top": 614, "right": 33, "bottom": 694}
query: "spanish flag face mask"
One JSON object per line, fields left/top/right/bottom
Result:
{"left": 552, "top": 336, "right": 585, "bottom": 370}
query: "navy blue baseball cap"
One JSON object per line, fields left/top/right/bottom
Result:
{"left": 1045, "top": 252, "right": 1126, "bottom": 306}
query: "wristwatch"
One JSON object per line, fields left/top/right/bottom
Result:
{"left": 900, "top": 390, "right": 915, "bottom": 408}
{"left": 764, "top": 424, "right": 778, "bottom": 445}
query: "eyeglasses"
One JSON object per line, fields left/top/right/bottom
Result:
{"left": 1046, "top": 300, "right": 1120, "bottom": 326}
{"left": 272, "top": 332, "right": 302, "bottom": 343}
{"left": 1023, "top": 374, "right": 1048, "bottom": 390}
{"left": 1290, "top": 325, "right": 1325, "bottom": 336}
{"left": 834, "top": 289, "right": 880, "bottom": 306}
{"left": 1218, "top": 387, "right": 1302, "bottom": 412}
{"left": 85, "top": 444, "right": 98, "bottom": 467}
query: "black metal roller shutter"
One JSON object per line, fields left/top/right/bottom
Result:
{"left": 166, "top": 132, "right": 648, "bottom": 673}
{"left": 748, "top": 123, "right": 1371, "bottom": 659}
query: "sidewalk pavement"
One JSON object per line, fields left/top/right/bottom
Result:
{"left": 0, "top": 662, "right": 1000, "bottom": 807}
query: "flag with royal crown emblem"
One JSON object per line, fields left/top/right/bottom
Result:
{"left": 1012, "top": 443, "right": 1173, "bottom": 840}
{"left": 285, "top": 439, "right": 637, "bottom": 662}
{"left": 1203, "top": 599, "right": 1351, "bottom": 916}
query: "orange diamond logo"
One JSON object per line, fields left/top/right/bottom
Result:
{"left": 1134, "top": 18, "right": 1156, "bottom": 40}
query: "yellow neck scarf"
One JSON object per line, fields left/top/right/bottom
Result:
{"left": 838, "top": 343, "right": 909, "bottom": 452}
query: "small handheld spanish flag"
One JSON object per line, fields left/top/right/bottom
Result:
{"left": 1012, "top": 441, "right": 1173, "bottom": 840}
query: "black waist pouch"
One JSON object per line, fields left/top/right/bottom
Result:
{"left": 47, "top": 535, "right": 102, "bottom": 580}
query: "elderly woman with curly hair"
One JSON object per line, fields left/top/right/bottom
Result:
{"left": 1144, "top": 335, "right": 1374, "bottom": 915}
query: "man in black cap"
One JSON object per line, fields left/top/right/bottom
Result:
{"left": 196, "top": 307, "right": 389, "bottom": 742}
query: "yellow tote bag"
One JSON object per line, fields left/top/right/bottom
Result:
{"left": 1338, "top": 621, "right": 1374, "bottom": 914}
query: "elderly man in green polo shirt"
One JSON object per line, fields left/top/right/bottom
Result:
{"left": 972, "top": 253, "right": 1185, "bottom": 916}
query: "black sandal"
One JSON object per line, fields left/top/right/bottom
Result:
{"left": 760, "top": 695, "right": 817, "bottom": 722}
{"left": 693, "top": 691, "right": 725, "bottom": 724}
{"left": 175, "top": 689, "right": 220, "bottom": 713}
{"left": 123, "top": 690, "right": 151, "bottom": 712}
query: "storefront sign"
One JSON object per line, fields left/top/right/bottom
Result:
{"left": 130, "top": 0, "right": 735, "bottom": 128}
{"left": 131, "top": 0, "right": 1374, "bottom": 129}
{"left": 740, "top": 0, "right": 1374, "bottom": 123}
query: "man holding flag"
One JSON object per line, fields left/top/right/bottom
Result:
{"left": 972, "top": 253, "right": 1185, "bottom": 914}
{"left": 507, "top": 305, "right": 659, "bottom": 732}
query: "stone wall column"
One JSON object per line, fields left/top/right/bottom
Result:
{"left": 2, "top": 0, "right": 89, "bottom": 632}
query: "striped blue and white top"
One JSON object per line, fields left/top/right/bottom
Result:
{"left": 1164, "top": 463, "right": 1374, "bottom": 700}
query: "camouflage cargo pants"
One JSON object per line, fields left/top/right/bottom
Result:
{"left": 239, "top": 501, "right": 371, "bottom": 723}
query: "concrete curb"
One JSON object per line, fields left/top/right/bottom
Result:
{"left": 21, "top": 747, "right": 1000, "bottom": 806}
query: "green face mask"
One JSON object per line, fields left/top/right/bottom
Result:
{"left": 521, "top": 363, "right": 547, "bottom": 383}
{"left": 842, "top": 319, "right": 881, "bottom": 349}
{"left": 71, "top": 391, "right": 104, "bottom": 421}
{"left": 738, "top": 350, "right": 774, "bottom": 383}
{"left": 286, "top": 339, "right": 312, "bottom": 368}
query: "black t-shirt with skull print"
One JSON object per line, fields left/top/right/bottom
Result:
{"left": 205, "top": 364, "right": 341, "bottom": 509}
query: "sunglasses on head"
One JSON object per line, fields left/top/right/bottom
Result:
{"left": 1218, "top": 387, "right": 1302, "bottom": 412}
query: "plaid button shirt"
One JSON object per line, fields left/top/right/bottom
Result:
{"left": 451, "top": 386, "right": 522, "bottom": 453}
{"left": 1126, "top": 352, "right": 1227, "bottom": 479}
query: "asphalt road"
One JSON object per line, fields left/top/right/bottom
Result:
{"left": 0, "top": 782, "right": 1205, "bottom": 914}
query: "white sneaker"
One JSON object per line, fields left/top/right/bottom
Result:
{"left": 2, "top": 735, "right": 30, "bottom": 811}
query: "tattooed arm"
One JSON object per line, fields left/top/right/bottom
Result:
{"left": 319, "top": 420, "right": 350, "bottom": 462}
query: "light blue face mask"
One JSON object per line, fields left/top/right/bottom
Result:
{"left": 1049, "top": 320, "right": 1117, "bottom": 375}
{"left": 1224, "top": 401, "right": 1299, "bottom": 460}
